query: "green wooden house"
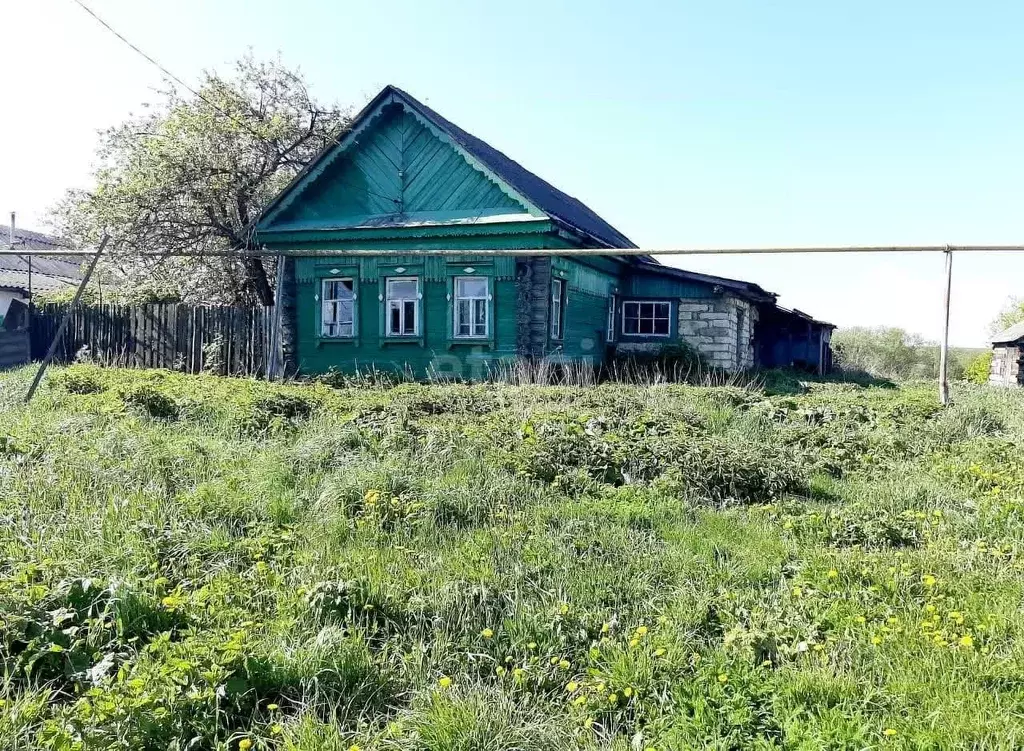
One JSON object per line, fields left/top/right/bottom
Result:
{"left": 254, "top": 85, "right": 832, "bottom": 378}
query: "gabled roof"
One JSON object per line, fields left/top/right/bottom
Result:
{"left": 257, "top": 85, "right": 637, "bottom": 250}
{"left": 632, "top": 258, "right": 777, "bottom": 303}
{"left": 991, "top": 321, "right": 1024, "bottom": 345}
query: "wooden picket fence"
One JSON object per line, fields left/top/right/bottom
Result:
{"left": 30, "top": 303, "right": 274, "bottom": 377}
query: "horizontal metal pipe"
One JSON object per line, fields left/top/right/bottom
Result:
{"left": 2, "top": 244, "right": 1024, "bottom": 258}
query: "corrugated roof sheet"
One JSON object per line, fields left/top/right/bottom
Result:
{"left": 3, "top": 228, "right": 85, "bottom": 291}
{"left": 991, "top": 321, "right": 1024, "bottom": 345}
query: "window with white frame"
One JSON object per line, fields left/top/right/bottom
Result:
{"left": 622, "top": 300, "right": 671, "bottom": 336}
{"left": 606, "top": 294, "right": 617, "bottom": 342}
{"left": 551, "top": 278, "right": 564, "bottom": 340}
{"left": 321, "top": 278, "right": 355, "bottom": 337}
{"left": 385, "top": 277, "right": 419, "bottom": 336}
{"left": 454, "top": 276, "right": 489, "bottom": 338}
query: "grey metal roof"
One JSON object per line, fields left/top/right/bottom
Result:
{"left": 2, "top": 228, "right": 85, "bottom": 292}
{"left": 991, "top": 321, "right": 1024, "bottom": 345}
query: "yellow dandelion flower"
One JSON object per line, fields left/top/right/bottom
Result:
{"left": 364, "top": 489, "right": 380, "bottom": 504}
{"left": 438, "top": 676, "right": 452, "bottom": 689}
{"left": 495, "top": 666, "right": 507, "bottom": 676}
{"left": 566, "top": 681, "right": 579, "bottom": 692}
{"left": 629, "top": 638, "right": 640, "bottom": 648}
{"left": 959, "top": 634, "right": 974, "bottom": 648}
{"left": 559, "top": 603, "right": 570, "bottom": 615}
{"left": 855, "top": 616, "right": 866, "bottom": 624}
{"left": 527, "top": 641, "right": 537, "bottom": 650}
{"left": 608, "top": 693, "right": 618, "bottom": 704}
{"left": 792, "top": 586, "right": 802, "bottom": 597}
{"left": 636, "top": 625, "right": 649, "bottom": 636}
{"left": 600, "top": 622, "right": 611, "bottom": 634}
{"left": 550, "top": 656, "right": 560, "bottom": 665}
{"left": 584, "top": 718, "right": 594, "bottom": 729}
{"left": 238, "top": 741, "right": 253, "bottom": 751}
{"left": 654, "top": 648, "right": 667, "bottom": 657}
{"left": 558, "top": 659, "right": 570, "bottom": 669}
{"left": 348, "top": 746, "right": 361, "bottom": 751}
{"left": 481, "top": 628, "right": 494, "bottom": 639}
{"left": 266, "top": 703, "right": 279, "bottom": 710}
{"left": 871, "top": 636, "right": 882, "bottom": 645}
{"left": 717, "top": 673, "right": 728, "bottom": 683}
{"left": 573, "top": 695, "right": 587, "bottom": 706}
{"left": 883, "top": 728, "right": 898, "bottom": 737}
{"left": 827, "top": 569, "right": 839, "bottom": 579}
{"left": 922, "top": 575, "right": 937, "bottom": 587}
{"left": 623, "top": 686, "right": 633, "bottom": 698}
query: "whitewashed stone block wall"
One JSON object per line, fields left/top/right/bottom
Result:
{"left": 677, "top": 294, "right": 757, "bottom": 372}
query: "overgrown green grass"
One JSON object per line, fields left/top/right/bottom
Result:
{"left": 2, "top": 365, "right": 1024, "bottom": 749}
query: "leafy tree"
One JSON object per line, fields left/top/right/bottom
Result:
{"left": 990, "top": 297, "right": 1024, "bottom": 336}
{"left": 51, "top": 55, "right": 349, "bottom": 305}
{"left": 832, "top": 326, "right": 968, "bottom": 381}
{"left": 963, "top": 351, "right": 993, "bottom": 384}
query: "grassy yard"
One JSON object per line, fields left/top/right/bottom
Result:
{"left": 2, "top": 366, "right": 1024, "bottom": 750}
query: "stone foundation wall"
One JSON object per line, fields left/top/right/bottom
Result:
{"left": 677, "top": 295, "right": 757, "bottom": 372}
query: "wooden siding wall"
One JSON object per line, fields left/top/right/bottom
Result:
{"left": 31, "top": 304, "right": 273, "bottom": 376}
{"left": 0, "top": 330, "right": 29, "bottom": 369}
{"left": 552, "top": 257, "right": 621, "bottom": 364}
{"left": 275, "top": 104, "right": 525, "bottom": 228}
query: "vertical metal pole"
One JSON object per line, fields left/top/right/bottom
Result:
{"left": 939, "top": 247, "right": 953, "bottom": 406}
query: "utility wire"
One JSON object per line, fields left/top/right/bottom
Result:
{"left": 68, "top": 0, "right": 398, "bottom": 207}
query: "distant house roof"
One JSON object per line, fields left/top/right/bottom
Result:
{"left": 2, "top": 228, "right": 84, "bottom": 294}
{"left": 258, "top": 85, "right": 638, "bottom": 251}
{"left": 991, "top": 321, "right": 1024, "bottom": 345}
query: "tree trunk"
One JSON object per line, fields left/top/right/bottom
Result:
{"left": 278, "top": 256, "right": 298, "bottom": 376}
{"left": 244, "top": 257, "right": 274, "bottom": 306}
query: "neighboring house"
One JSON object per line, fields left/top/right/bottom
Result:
{"left": 989, "top": 322, "right": 1024, "bottom": 387}
{"left": 254, "top": 85, "right": 831, "bottom": 378}
{"left": 1, "top": 227, "right": 84, "bottom": 325}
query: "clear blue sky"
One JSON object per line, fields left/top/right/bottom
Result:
{"left": 4, "top": 0, "right": 1024, "bottom": 345}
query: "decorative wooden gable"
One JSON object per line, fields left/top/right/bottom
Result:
{"left": 258, "top": 96, "right": 546, "bottom": 234}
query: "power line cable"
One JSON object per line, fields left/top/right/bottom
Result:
{"left": 68, "top": 0, "right": 398, "bottom": 207}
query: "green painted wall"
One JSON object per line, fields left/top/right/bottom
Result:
{"left": 550, "top": 256, "right": 624, "bottom": 365}
{"left": 284, "top": 231, "right": 579, "bottom": 378}
{"left": 624, "top": 271, "right": 715, "bottom": 299}
{"left": 263, "top": 102, "right": 534, "bottom": 233}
